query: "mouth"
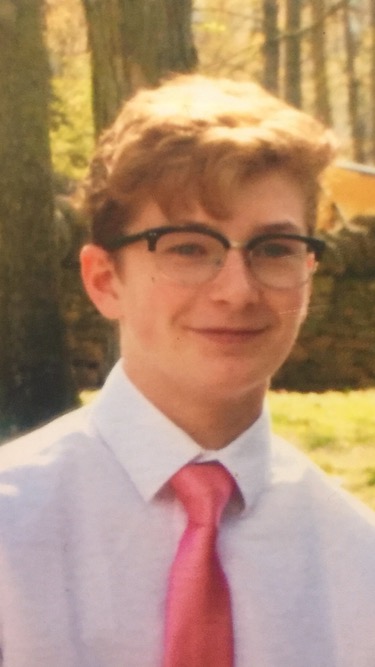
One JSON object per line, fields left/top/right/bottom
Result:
{"left": 189, "top": 327, "right": 269, "bottom": 343}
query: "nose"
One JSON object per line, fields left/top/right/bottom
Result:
{"left": 207, "top": 249, "right": 261, "bottom": 306}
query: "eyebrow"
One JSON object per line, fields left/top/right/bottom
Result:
{"left": 252, "top": 221, "right": 304, "bottom": 235}
{"left": 174, "top": 219, "right": 304, "bottom": 236}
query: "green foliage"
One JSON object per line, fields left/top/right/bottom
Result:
{"left": 49, "top": 53, "right": 94, "bottom": 181}
{"left": 269, "top": 389, "right": 375, "bottom": 510}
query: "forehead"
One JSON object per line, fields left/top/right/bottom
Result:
{"left": 131, "top": 169, "right": 307, "bottom": 235}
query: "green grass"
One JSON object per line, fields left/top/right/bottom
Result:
{"left": 268, "top": 389, "right": 375, "bottom": 510}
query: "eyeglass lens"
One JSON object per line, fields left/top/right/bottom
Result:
{"left": 153, "top": 230, "right": 316, "bottom": 288}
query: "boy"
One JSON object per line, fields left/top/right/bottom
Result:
{"left": 0, "top": 75, "right": 374, "bottom": 666}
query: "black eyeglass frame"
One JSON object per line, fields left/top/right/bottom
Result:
{"left": 100, "top": 223, "right": 326, "bottom": 260}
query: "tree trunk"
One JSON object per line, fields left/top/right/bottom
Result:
{"left": 310, "top": 0, "right": 332, "bottom": 125}
{"left": 369, "top": 0, "right": 375, "bottom": 160}
{"left": 343, "top": 0, "right": 365, "bottom": 162}
{"left": 81, "top": 0, "right": 198, "bottom": 136}
{"left": 262, "top": 0, "right": 280, "bottom": 94}
{"left": 284, "top": 0, "right": 302, "bottom": 107}
{"left": 0, "top": 0, "right": 76, "bottom": 441}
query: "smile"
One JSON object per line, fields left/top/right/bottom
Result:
{"left": 189, "top": 327, "right": 268, "bottom": 343}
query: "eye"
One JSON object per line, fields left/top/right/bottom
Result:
{"left": 254, "top": 239, "right": 303, "bottom": 258}
{"left": 156, "top": 231, "right": 220, "bottom": 260}
{"left": 165, "top": 242, "right": 208, "bottom": 257}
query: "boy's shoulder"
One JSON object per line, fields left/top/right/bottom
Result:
{"left": 0, "top": 405, "right": 101, "bottom": 521}
{"left": 0, "top": 405, "right": 93, "bottom": 474}
{"left": 271, "top": 432, "right": 375, "bottom": 538}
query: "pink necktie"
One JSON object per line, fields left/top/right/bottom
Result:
{"left": 163, "top": 462, "right": 235, "bottom": 667}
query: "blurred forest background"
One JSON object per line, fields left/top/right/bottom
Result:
{"left": 47, "top": 0, "right": 375, "bottom": 179}
{"left": 1, "top": 0, "right": 375, "bottom": 440}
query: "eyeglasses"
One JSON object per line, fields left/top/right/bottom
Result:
{"left": 102, "top": 223, "right": 325, "bottom": 289}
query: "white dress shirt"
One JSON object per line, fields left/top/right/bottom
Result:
{"left": 0, "top": 361, "right": 375, "bottom": 666}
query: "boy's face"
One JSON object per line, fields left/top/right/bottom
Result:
{"left": 82, "top": 169, "right": 311, "bottom": 409}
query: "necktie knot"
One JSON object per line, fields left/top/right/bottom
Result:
{"left": 171, "top": 463, "right": 234, "bottom": 527}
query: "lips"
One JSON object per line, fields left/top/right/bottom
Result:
{"left": 188, "top": 327, "right": 269, "bottom": 343}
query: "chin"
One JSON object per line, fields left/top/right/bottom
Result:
{"left": 193, "top": 368, "right": 270, "bottom": 401}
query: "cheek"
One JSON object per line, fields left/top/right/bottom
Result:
{"left": 123, "top": 277, "right": 195, "bottom": 336}
{"left": 270, "top": 286, "right": 310, "bottom": 325}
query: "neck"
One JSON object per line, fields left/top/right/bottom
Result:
{"left": 169, "top": 399, "right": 265, "bottom": 449}
{"left": 123, "top": 361, "right": 266, "bottom": 450}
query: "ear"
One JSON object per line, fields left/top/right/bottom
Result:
{"left": 300, "top": 279, "right": 313, "bottom": 324}
{"left": 80, "top": 244, "right": 123, "bottom": 320}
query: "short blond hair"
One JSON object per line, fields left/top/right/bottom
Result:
{"left": 82, "top": 74, "right": 337, "bottom": 244}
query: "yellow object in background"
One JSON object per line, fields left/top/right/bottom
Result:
{"left": 319, "top": 161, "right": 375, "bottom": 228}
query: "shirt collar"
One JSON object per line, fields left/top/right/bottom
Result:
{"left": 91, "top": 360, "right": 271, "bottom": 511}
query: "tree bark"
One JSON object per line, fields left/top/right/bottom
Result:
{"left": 0, "top": 0, "right": 76, "bottom": 440}
{"left": 262, "top": 0, "right": 280, "bottom": 94}
{"left": 284, "top": 0, "right": 302, "bottom": 107}
{"left": 81, "top": 0, "right": 198, "bottom": 136}
{"left": 370, "top": 0, "right": 375, "bottom": 160}
{"left": 310, "top": 0, "right": 332, "bottom": 125}
{"left": 343, "top": 0, "right": 365, "bottom": 162}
